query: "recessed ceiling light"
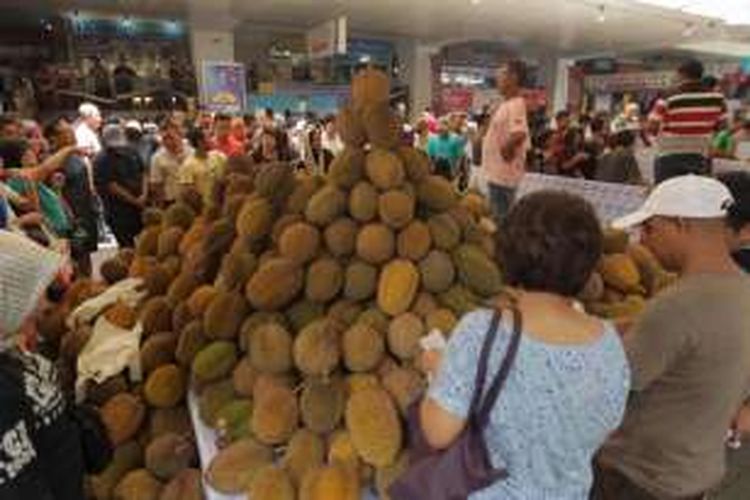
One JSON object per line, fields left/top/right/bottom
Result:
{"left": 470, "top": 0, "right": 482, "bottom": 5}
{"left": 597, "top": 4, "right": 606, "bottom": 23}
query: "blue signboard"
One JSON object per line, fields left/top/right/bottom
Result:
{"left": 201, "top": 61, "right": 247, "bottom": 114}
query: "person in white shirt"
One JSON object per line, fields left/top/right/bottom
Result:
{"left": 149, "top": 120, "right": 192, "bottom": 206}
{"left": 321, "top": 115, "right": 344, "bottom": 156}
{"left": 73, "top": 102, "right": 102, "bottom": 157}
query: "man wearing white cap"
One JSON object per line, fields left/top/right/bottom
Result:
{"left": 592, "top": 175, "right": 750, "bottom": 500}
{"left": 73, "top": 103, "right": 102, "bottom": 157}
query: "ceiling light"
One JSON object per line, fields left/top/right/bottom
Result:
{"left": 470, "top": 0, "right": 482, "bottom": 5}
{"left": 597, "top": 4, "right": 606, "bottom": 22}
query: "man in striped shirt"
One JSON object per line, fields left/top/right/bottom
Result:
{"left": 654, "top": 59, "right": 726, "bottom": 184}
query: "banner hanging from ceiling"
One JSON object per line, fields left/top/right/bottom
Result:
{"left": 200, "top": 61, "right": 247, "bottom": 113}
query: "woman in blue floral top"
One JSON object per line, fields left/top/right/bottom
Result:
{"left": 420, "top": 190, "right": 631, "bottom": 499}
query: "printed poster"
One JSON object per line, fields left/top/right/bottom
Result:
{"left": 200, "top": 61, "right": 247, "bottom": 113}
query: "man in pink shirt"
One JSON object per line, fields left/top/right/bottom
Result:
{"left": 481, "top": 60, "right": 530, "bottom": 219}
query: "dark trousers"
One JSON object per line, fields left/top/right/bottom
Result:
{"left": 590, "top": 460, "right": 706, "bottom": 500}
{"left": 654, "top": 153, "right": 711, "bottom": 185}
{"left": 106, "top": 208, "right": 142, "bottom": 249}
{"left": 488, "top": 183, "right": 516, "bottom": 221}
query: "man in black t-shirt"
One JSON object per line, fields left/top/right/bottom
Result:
{"left": 94, "top": 124, "right": 145, "bottom": 248}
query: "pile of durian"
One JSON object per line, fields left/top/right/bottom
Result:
{"left": 40, "top": 68, "right": 503, "bottom": 500}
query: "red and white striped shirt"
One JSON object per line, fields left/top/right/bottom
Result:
{"left": 657, "top": 91, "right": 726, "bottom": 156}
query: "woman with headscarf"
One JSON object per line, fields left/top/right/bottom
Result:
{"left": 0, "top": 231, "right": 85, "bottom": 499}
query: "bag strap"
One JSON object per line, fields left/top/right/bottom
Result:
{"left": 468, "top": 310, "right": 503, "bottom": 416}
{"left": 476, "top": 306, "right": 523, "bottom": 428}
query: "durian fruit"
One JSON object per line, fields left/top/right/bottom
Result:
{"left": 101, "top": 393, "right": 146, "bottom": 447}
{"left": 324, "top": 217, "right": 358, "bottom": 258}
{"left": 186, "top": 285, "right": 219, "bottom": 317}
{"left": 438, "top": 284, "right": 482, "bottom": 317}
{"left": 144, "top": 432, "right": 196, "bottom": 480}
{"left": 387, "top": 312, "right": 425, "bottom": 361}
{"left": 166, "top": 272, "right": 200, "bottom": 309}
{"left": 249, "top": 464, "right": 297, "bottom": 500}
{"left": 365, "top": 149, "right": 405, "bottom": 190}
{"left": 246, "top": 258, "right": 304, "bottom": 311}
{"left": 293, "top": 319, "right": 341, "bottom": 377}
{"left": 286, "top": 300, "right": 326, "bottom": 333}
{"left": 136, "top": 226, "right": 161, "bottom": 257}
{"left": 351, "top": 68, "right": 390, "bottom": 109}
{"left": 205, "top": 438, "right": 273, "bottom": 494}
{"left": 191, "top": 341, "right": 238, "bottom": 383}
{"left": 148, "top": 407, "right": 192, "bottom": 440}
{"left": 362, "top": 103, "right": 401, "bottom": 150}
{"left": 587, "top": 294, "right": 647, "bottom": 320}
{"left": 164, "top": 203, "right": 196, "bottom": 231}
{"left": 300, "top": 377, "right": 346, "bottom": 434}
{"left": 114, "top": 468, "right": 163, "bottom": 500}
{"left": 157, "top": 227, "right": 185, "bottom": 260}
{"left": 452, "top": 244, "right": 503, "bottom": 297}
{"left": 197, "top": 379, "right": 235, "bottom": 426}
{"left": 349, "top": 181, "right": 378, "bottom": 223}
{"left": 428, "top": 212, "right": 461, "bottom": 251}
{"left": 356, "top": 223, "right": 395, "bottom": 265}
{"left": 377, "top": 259, "right": 420, "bottom": 316}
{"left": 328, "top": 300, "right": 364, "bottom": 328}
{"left": 214, "top": 250, "right": 258, "bottom": 292}
{"left": 143, "top": 265, "right": 173, "bottom": 297}
{"left": 627, "top": 243, "right": 676, "bottom": 295}
{"left": 602, "top": 228, "right": 630, "bottom": 254}
{"left": 89, "top": 440, "right": 143, "bottom": 500}
{"left": 249, "top": 322, "right": 293, "bottom": 374}
{"left": 299, "top": 462, "right": 360, "bottom": 500}
{"left": 236, "top": 196, "right": 274, "bottom": 241}
{"left": 140, "top": 332, "right": 178, "bottom": 374}
{"left": 411, "top": 292, "right": 439, "bottom": 319}
{"left": 175, "top": 321, "right": 208, "bottom": 367}
{"left": 104, "top": 302, "right": 137, "bottom": 329}
{"left": 357, "top": 308, "right": 390, "bottom": 335}
{"left": 327, "top": 429, "right": 359, "bottom": 469}
{"left": 345, "top": 387, "right": 402, "bottom": 467}
{"left": 397, "top": 220, "right": 432, "bottom": 261}
{"left": 378, "top": 190, "right": 415, "bottom": 229}
{"left": 305, "top": 257, "right": 344, "bottom": 303}
{"left": 281, "top": 429, "right": 325, "bottom": 486}
{"left": 305, "top": 185, "right": 348, "bottom": 227}
{"left": 425, "top": 308, "right": 457, "bottom": 336}
{"left": 84, "top": 374, "right": 129, "bottom": 407}
{"left": 144, "top": 364, "right": 186, "bottom": 409}
{"left": 213, "top": 399, "right": 252, "bottom": 443}
{"left": 342, "top": 323, "right": 385, "bottom": 373}
{"left": 140, "top": 297, "right": 172, "bottom": 336}
{"left": 599, "top": 253, "right": 643, "bottom": 294}
{"left": 337, "top": 104, "right": 367, "bottom": 148}
{"left": 159, "top": 468, "right": 203, "bottom": 500}
{"left": 203, "top": 290, "right": 248, "bottom": 340}
{"left": 231, "top": 356, "right": 258, "bottom": 398}
{"left": 327, "top": 148, "right": 365, "bottom": 189}
{"left": 419, "top": 250, "right": 456, "bottom": 294}
{"left": 285, "top": 177, "right": 323, "bottom": 215}
{"left": 279, "top": 222, "right": 321, "bottom": 264}
{"left": 382, "top": 366, "right": 425, "bottom": 416}
{"left": 343, "top": 261, "right": 378, "bottom": 302}
{"left": 417, "top": 175, "right": 458, "bottom": 212}
{"left": 251, "top": 382, "right": 299, "bottom": 445}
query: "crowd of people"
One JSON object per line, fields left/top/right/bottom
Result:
{"left": 0, "top": 103, "right": 349, "bottom": 277}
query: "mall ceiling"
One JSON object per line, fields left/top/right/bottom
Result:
{"left": 9, "top": 0, "right": 749, "bottom": 55}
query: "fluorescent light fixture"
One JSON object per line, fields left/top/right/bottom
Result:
{"left": 635, "top": 0, "right": 750, "bottom": 26}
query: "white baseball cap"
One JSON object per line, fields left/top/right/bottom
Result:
{"left": 613, "top": 175, "right": 734, "bottom": 229}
